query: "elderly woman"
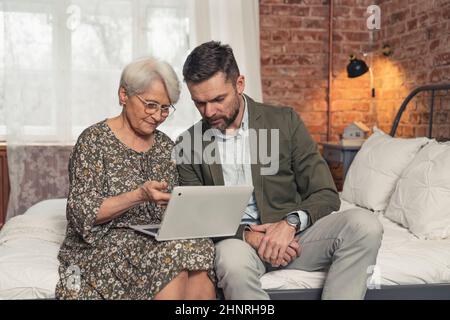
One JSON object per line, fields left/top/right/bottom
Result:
{"left": 55, "top": 57, "right": 216, "bottom": 300}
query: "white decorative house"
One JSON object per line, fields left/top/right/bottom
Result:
{"left": 341, "top": 121, "right": 370, "bottom": 146}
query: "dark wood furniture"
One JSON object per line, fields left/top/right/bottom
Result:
{"left": 0, "top": 145, "right": 9, "bottom": 229}
{"left": 320, "top": 142, "right": 361, "bottom": 191}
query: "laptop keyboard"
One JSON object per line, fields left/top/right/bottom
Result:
{"left": 143, "top": 227, "right": 159, "bottom": 234}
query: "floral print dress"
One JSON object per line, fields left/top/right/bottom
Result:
{"left": 55, "top": 120, "right": 215, "bottom": 299}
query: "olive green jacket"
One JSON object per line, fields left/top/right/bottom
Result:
{"left": 176, "top": 95, "right": 340, "bottom": 238}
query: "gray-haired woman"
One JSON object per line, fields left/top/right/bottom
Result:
{"left": 55, "top": 57, "right": 216, "bottom": 300}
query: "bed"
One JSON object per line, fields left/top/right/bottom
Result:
{"left": 264, "top": 198, "right": 450, "bottom": 299}
{"left": 265, "top": 83, "right": 450, "bottom": 300}
{"left": 0, "top": 197, "right": 449, "bottom": 299}
{"left": 1, "top": 84, "right": 450, "bottom": 300}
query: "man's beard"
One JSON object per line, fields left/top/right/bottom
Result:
{"left": 208, "top": 96, "right": 240, "bottom": 131}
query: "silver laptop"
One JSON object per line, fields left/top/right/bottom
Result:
{"left": 130, "top": 185, "right": 253, "bottom": 241}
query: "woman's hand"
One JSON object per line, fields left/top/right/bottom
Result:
{"left": 96, "top": 181, "right": 170, "bottom": 225}
{"left": 138, "top": 181, "right": 171, "bottom": 206}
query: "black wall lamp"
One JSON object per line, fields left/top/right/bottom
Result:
{"left": 346, "top": 44, "right": 393, "bottom": 98}
{"left": 347, "top": 55, "right": 369, "bottom": 78}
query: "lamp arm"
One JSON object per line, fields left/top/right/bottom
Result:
{"left": 369, "top": 67, "right": 375, "bottom": 97}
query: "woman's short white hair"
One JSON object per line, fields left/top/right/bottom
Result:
{"left": 119, "top": 57, "right": 180, "bottom": 104}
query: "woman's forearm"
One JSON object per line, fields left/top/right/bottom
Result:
{"left": 95, "top": 188, "right": 145, "bottom": 225}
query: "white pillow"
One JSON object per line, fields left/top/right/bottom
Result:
{"left": 0, "top": 199, "right": 67, "bottom": 245}
{"left": 341, "top": 128, "right": 429, "bottom": 211}
{"left": 24, "top": 198, "right": 67, "bottom": 217}
{"left": 385, "top": 141, "right": 450, "bottom": 239}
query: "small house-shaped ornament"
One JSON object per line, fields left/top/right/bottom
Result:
{"left": 341, "top": 121, "right": 370, "bottom": 146}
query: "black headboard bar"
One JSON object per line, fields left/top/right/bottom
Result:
{"left": 429, "top": 90, "right": 435, "bottom": 139}
{"left": 389, "top": 83, "right": 450, "bottom": 138}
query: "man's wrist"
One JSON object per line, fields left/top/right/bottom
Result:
{"left": 242, "top": 225, "right": 252, "bottom": 243}
{"left": 284, "top": 212, "right": 301, "bottom": 233}
{"left": 282, "top": 219, "right": 297, "bottom": 231}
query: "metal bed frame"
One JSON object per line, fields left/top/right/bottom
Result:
{"left": 267, "top": 83, "right": 450, "bottom": 300}
{"left": 390, "top": 83, "right": 450, "bottom": 139}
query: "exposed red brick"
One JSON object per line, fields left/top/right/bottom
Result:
{"left": 260, "top": 0, "right": 450, "bottom": 142}
{"left": 434, "top": 52, "right": 450, "bottom": 67}
{"left": 272, "top": 29, "right": 291, "bottom": 41}
{"left": 407, "top": 18, "right": 418, "bottom": 31}
{"left": 302, "top": 18, "right": 327, "bottom": 29}
{"left": 342, "top": 31, "right": 370, "bottom": 42}
{"left": 291, "top": 30, "right": 328, "bottom": 42}
{"left": 389, "top": 9, "right": 410, "bottom": 24}
{"left": 260, "top": 0, "right": 284, "bottom": 3}
{"left": 283, "top": 0, "right": 305, "bottom": 4}
{"left": 270, "top": 54, "right": 314, "bottom": 66}
{"left": 260, "top": 4, "right": 272, "bottom": 15}
{"left": 335, "top": 18, "right": 367, "bottom": 31}
{"left": 271, "top": 5, "right": 309, "bottom": 16}
{"left": 260, "top": 29, "right": 271, "bottom": 42}
{"left": 310, "top": 6, "right": 329, "bottom": 17}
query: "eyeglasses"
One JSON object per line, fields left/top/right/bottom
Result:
{"left": 136, "top": 94, "right": 176, "bottom": 117}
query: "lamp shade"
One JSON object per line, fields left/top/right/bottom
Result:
{"left": 347, "top": 55, "right": 369, "bottom": 78}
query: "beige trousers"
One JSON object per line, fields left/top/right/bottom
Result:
{"left": 215, "top": 208, "right": 383, "bottom": 300}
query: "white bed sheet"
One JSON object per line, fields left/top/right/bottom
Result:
{"left": 0, "top": 198, "right": 449, "bottom": 299}
{"left": 0, "top": 239, "right": 61, "bottom": 299}
{"left": 0, "top": 199, "right": 66, "bottom": 299}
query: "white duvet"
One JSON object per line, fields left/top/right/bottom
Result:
{"left": 0, "top": 198, "right": 449, "bottom": 299}
{"left": 0, "top": 199, "right": 67, "bottom": 299}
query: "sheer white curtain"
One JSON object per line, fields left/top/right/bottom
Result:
{"left": 191, "top": 0, "right": 262, "bottom": 101}
{"left": 0, "top": 0, "right": 261, "bottom": 219}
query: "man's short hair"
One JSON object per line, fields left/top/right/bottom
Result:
{"left": 182, "top": 41, "right": 240, "bottom": 85}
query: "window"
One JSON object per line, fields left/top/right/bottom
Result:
{"left": 0, "top": 0, "right": 198, "bottom": 142}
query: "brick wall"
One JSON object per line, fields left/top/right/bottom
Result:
{"left": 260, "top": 0, "right": 332, "bottom": 142}
{"left": 260, "top": 0, "right": 450, "bottom": 142}
{"left": 330, "top": 0, "right": 376, "bottom": 141}
{"left": 375, "top": 0, "right": 450, "bottom": 139}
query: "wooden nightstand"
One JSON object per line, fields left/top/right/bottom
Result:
{"left": 320, "top": 142, "right": 361, "bottom": 191}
